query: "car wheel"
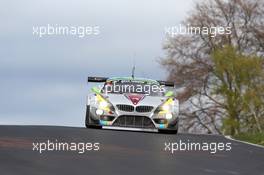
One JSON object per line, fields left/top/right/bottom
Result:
{"left": 85, "top": 105, "right": 91, "bottom": 128}
{"left": 169, "top": 129, "right": 178, "bottom": 134}
{"left": 159, "top": 129, "right": 178, "bottom": 134}
{"left": 85, "top": 105, "right": 102, "bottom": 129}
{"left": 159, "top": 123, "right": 178, "bottom": 134}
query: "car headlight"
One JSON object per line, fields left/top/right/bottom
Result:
{"left": 158, "top": 98, "right": 174, "bottom": 111}
{"left": 96, "top": 109, "right": 104, "bottom": 115}
{"left": 161, "top": 104, "right": 170, "bottom": 111}
{"left": 99, "top": 100, "right": 108, "bottom": 108}
{"left": 155, "top": 98, "right": 174, "bottom": 116}
{"left": 165, "top": 113, "right": 173, "bottom": 119}
{"left": 96, "top": 94, "right": 114, "bottom": 113}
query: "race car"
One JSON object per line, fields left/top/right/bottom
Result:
{"left": 85, "top": 76, "right": 179, "bottom": 134}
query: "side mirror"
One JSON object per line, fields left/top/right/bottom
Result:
{"left": 165, "top": 91, "right": 174, "bottom": 97}
{"left": 91, "top": 86, "right": 101, "bottom": 94}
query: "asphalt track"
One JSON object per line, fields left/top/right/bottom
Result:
{"left": 0, "top": 125, "right": 264, "bottom": 175}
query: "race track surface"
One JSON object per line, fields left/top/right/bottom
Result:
{"left": 0, "top": 125, "right": 263, "bottom": 175}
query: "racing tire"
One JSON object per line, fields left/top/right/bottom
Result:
{"left": 158, "top": 122, "right": 178, "bottom": 134}
{"left": 159, "top": 129, "right": 178, "bottom": 134}
{"left": 85, "top": 105, "right": 102, "bottom": 129}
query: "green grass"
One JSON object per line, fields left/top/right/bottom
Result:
{"left": 233, "top": 132, "right": 264, "bottom": 146}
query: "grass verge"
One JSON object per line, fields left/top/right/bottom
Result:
{"left": 233, "top": 132, "right": 264, "bottom": 146}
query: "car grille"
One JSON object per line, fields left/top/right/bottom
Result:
{"left": 113, "top": 115, "right": 155, "bottom": 128}
{"left": 116, "top": 104, "right": 134, "bottom": 112}
{"left": 116, "top": 105, "right": 154, "bottom": 113}
{"left": 136, "top": 106, "right": 153, "bottom": 113}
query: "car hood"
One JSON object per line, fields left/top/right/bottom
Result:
{"left": 105, "top": 93, "right": 165, "bottom": 107}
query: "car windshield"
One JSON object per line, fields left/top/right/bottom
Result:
{"left": 102, "top": 81, "right": 164, "bottom": 96}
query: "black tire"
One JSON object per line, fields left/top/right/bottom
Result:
{"left": 159, "top": 128, "right": 178, "bottom": 134}
{"left": 169, "top": 129, "right": 178, "bottom": 134}
{"left": 85, "top": 105, "right": 91, "bottom": 128}
{"left": 158, "top": 121, "right": 178, "bottom": 134}
{"left": 85, "top": 105, "right": 102, "bottom": 129}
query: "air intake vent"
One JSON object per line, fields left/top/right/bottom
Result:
{"left": 113, "top": 115, "right": 155, "bottom": 128}
{"left": 136, "top": 106, "right": 154, "bottom": 113}
{"left": 116, "top": 104, "right": 134, "bottom": 112}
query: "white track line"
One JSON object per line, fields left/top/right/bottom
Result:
{"left": 225, "top": 135, "right": 264, "bottom": 149}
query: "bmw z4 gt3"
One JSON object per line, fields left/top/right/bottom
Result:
{"left": 85, "top": 76, "right": 179, "bottom": 134}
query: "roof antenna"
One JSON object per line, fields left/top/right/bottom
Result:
{"left": 131, "top": 54, "right": 136, "bottom": 79}
{"left": 132, "top": 65, "right": 135, "bottom": 79}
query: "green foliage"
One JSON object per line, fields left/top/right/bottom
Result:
{"left": 212, "top": 46, "right": 264, "bottom": 135}
{"left": 234, "top": 132, "right": 264, "bottom": 146}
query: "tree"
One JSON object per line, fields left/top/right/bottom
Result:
{"left": 160, "top": 0, "right": 264, "bottom": 134}
{"left": 212, "top": 46, "right": 264, "bottom": 135}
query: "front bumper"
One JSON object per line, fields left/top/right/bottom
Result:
{"left": 102, "top": 126, "right": 159, "bottom": 132}
{"left": 89, "top": 105, "right": 179, "bottom": 131}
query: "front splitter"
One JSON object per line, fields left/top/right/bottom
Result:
{"left": 102, "top": 126, "right": 158, "bottom": 132}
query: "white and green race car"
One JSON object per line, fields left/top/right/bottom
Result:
{"left": 85, "top": 76, "right": 179, "bottom": 134}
